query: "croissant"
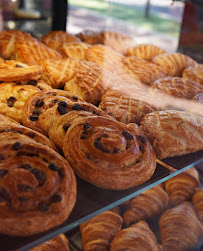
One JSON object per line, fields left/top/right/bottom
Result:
{"left": 123, "top": 185, "right": 169, "bottom": 226}
{"left": 80, "top": 210, "right": 123, "bottom": 251}
{"left": 62, "top": 116, "right": 156, "bottom": 190}
{"left": 76, "top": 30, "right": 104, "bottom": 45}
{"left": 150, "top": 76, "right": 203, "bottom": 99}
{"left": 140, "top": 110, "right": 203, "bottom": 159}
{"left": 164, "top": 167, "right": 200, "bottom": 206}
{"left": 125, "top": 44, "right": 166, "bottom": 61}
{"left": 183, "top": 64, "right": 203, "bottom": 85}
{"left": 193, "top": 93, "right": 203, "bottom": 103}
{"left": 41, "top": 30, "right": 80, "bottom": 51}
{"left": 99, "top": 88, "right": 161, "bottom": 125}
{"left": 30, "top": 234, "right": 70, "bottom": 251}
{"left": 60, "top": 42, "right": 90, "bottom": 60}
{"left": 110, "top": 221, "right": 161, "bottom": 251}
{"left": 0, "top": 131, "right": 76, "bottom": 236}
{"left": 152, "top": 53, "right": 197, "bottom": 77}
{"left": 159, "top": 202, "right": 203, "bottom": 251}
{"left": 192, "top": 188, "right": 203, "bottom": 224}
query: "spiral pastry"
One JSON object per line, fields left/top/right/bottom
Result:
{"left": 62, "top": 116, "right": 156, "bottom": 190}
{"left": 110, "top": 221, "right": 161, "bottom": 251}
{"left": 192, "top": 188, "right": 203, "bottom": 224}
{"left": 0, "top": 132, "right": 76, "bottom": 236}
{"left": 159, "top": 202, "right": 203, "bottom": 251}
{"left": 126, "top": 44, "right": 166, "bottom": 61}
{"left": 183, "top": 64, "right": 203, "bottom": 85}
{"left": 22, "top": 89, "right": 81, "bottom": 134}
{"left": 164, "top": 167, "right": 200, "bottom": 206}
{"left": 123, "top": 185, "right": 169, "bottom": 226}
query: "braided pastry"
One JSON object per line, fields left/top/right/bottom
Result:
{"left": 80, "top": 211, "right": 123, "bottom": 251}
{"left": 123, "top": 185, "right": 169, "bottom": 226}
{"left": 62, "top": 116, "right": 156, "bottom": 190}
{"left": 150, "top": 76, "right": 203, "bottom": 99}
{"left": 183, "top": 64, "right": 203, "bottom": 85}
{"left": 164, "top": 167, "right": 200, "bottom": 206}
{"left": 192, "top": 188, "right": 203, "bottom": 224}
{"left": 30, "top": 234, "right": 70, "bottom": 251}
{"left": 126, "top": 44, "right": 166, "bottom": 61}
{"left": 41, "top": 30, "right": 80, "bottom": 51}
{"left": 159, "top": 202, "right": 203, "bottom": 251}
{"left": 0, "top": 82, "right": 40, "bottom": 122}
{"left": 140, "top": 110, "right": 203, "bottom": 159}
{"left": 0, "top": 132, "right": 76, "bottom": 236}
{"left": 152, "top": 53, "right": 197, "bottom": 77}
{"left": 22, "top": 89, "right": 81, "bottom": 134}
{"left": 60, "top": 42, "right": 90, "bottom": 60}
{"left": 110, "top": 221, "right": 161, "bottom": 251}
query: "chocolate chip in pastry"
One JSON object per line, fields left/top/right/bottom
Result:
{"left": 60, "top": 42, "right": 90, "bottom": 60}
{"left": 192, "top": 188, "right": 203, "bottom": 224}
{"left": 62, "top": 116, "right": 156, "bottom": 190}
{"left": 183, "top": 64, "right": 203, "bottom": 85}
{"left": 140, "top": 110, "right": 203, "bottom": 159}
{"left": 0, "top": 132, "right": 76, "bottom": 236}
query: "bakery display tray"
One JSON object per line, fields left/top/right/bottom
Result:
{"left": 1, "top": 151, "right": 203, "bottom": 251}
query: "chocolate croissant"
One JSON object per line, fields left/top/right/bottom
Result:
{"left": 80, "top": 210, "right": 123, "bottom": 251}
{"left": 110, "top": 221, "right": 161, "bottom": 251}
{"left": 140, "top": 110, "right": 203, "bottom": 159}
{"left": 152, "top": 53, "right": 197, "bottom": 77}
{"left": 159, "top": 202, "right": 203, "bottom": 251}
{"left": 125, "top": 44, "right": 166, "bottom": 61}
{"left": 0, "top": 132, "right": 76, "bottom": 236}
{"left": 123, "top": 185, "right": 169, "bottom": 226}
{"left": 62, "top": 116, "right": 156, "bottom": 190}
{"left": 192, "top": 188, "right": 203, "bottom": 224}
{"left": 164, "top": 167, "right": 200, "bottom": 206}
{"left": 183, "top": 64, "right": 203, "bottom": 85}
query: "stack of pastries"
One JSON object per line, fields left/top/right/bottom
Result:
{"left": 0, "top": 29, "right": 202, "bottom": 249}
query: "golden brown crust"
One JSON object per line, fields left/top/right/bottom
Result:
{"left": 123, "top": 185, "right": 169, "bottom": 226}
{"left": 152, "top": 53, "right": 197, "bottom": 77}
{"left": 80, "top": 211, "right": 123, "bottom": 251}
{"left": 110, "top": 221, "right": 160, "bottom": 251}
{"left": 41, "top": 31, "right": 80, "bottom": 51}
{"left": 150, "top": 76, "right": 203, "bottom": 99}
{"left": 164, "top": 167, "right": 200, "bottom": 206}
{"left": 159, "top": 202, "right": 203, "bottom": 251}
{"left": 183, "top": 64, "right": 203, "bottom": 85}
{"left": 0, "top": 113, "right": 19, "bottom": 124}
{"left": 125, "top": 44, "right": 166, "bottom": 61}
{"left": 0, "top": 82, "right": 40, "bottom": 123}
{"left": 76, "top": 30, "right": 103, "bottom": 45}
{"left": 30, "top": 234, "right": 70, "bottom": 251}
{"left": 62, "top": 116, "right": 156, "bottom": 190}
{"left": 60, "top": 42, "right": 90, "bottom": 60}
{"left": 22, "top": 89, "right": 81, "bottom": 134}
{"left": 140, "top": 110, "right": 203, "bottom": 159}
{"left": 192, "top": 188, "right": 203, "bottom": 224}
{"left": 0, "top": 132, "right": 76, "bottom": 236}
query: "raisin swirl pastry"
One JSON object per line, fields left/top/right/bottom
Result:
{"left": 164, "top": 167, "right": 200, "bottom": 206}
{"left": 152, "top": 53, "right": 197, "bottom": 77}
{"left": 22, "top": 90, "right": 81, "bottom": 134}
{"left": 60, "top": 42, "right": 90, "bottom": 60}
{"left": 183, "top": 64, "right": 203, "bottom": 85}
{"left": 125, "top": 44, "right": 166, "bottom": 61}
{"left": 62, "top": 116, "right": 156, "bottom": 190}
{"left": 80, "top": 211, "right": 123, "bottom": 251}
{"left": 0, "top": 132, "right": 76, "bottom": 236}
{"left": 123, "top": 185, "right": 169, "bottom": 226}
{"left": 140, "top": 110, "right": 203, "bottom": 159}
{"left": 192, "top": 188, "right": 203, "bottom": 224}
{"left": 159, "top": 202, "right": 203, "bottom": 251}
{"left": 110, "top": 221, "right": 161, "bottom": 251}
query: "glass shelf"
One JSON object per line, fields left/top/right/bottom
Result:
{"left": 1, "top": 151, "right": 202, "bottom": 251}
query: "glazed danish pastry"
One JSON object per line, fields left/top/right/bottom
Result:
{"left": 183, "top": 64, "right": 203, "bottom": 85}
{"left": 80, "top": 211, "right": 123, "bottom": 251}
{"left": 110, "top": 221, "right": 161, "bottom": 251}
{"left": 152, "top": 53, "right": 197, "bottom": 77}
{"left": 159, "top": 202, "right": 203, "bottom": 251}
{"left": 60, "top": 42, "right": 90, "bottom": 60}
{"left": 126, "top": 44, "right": 166, "bottom": 61}
{"left": 192, "top": 188, "right": 203, "bottom": 224}
{"left": 123, "top": 185, "right": 169, "bottom": 226}
{"left": 41, "top": 30, "right": 80, "bottom": 51}
{"left": 0, "top": 132, "right": 76, "bottom": 236}
{"left": 164, "top": 167, "right": 200, "bottom": 206}
{"left": 62, "top": 116, "right": 156, "bottom": 190}
{"left": 140, "top": 110, "right": 203, "bottom": 159}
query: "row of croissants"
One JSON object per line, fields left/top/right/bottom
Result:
{"left": 29, "top": 166, "right": 203, "bottom": 251}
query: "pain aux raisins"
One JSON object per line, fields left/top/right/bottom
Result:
{"left": 72, "top": 96, "right": 78, "bottom": 100}
{"left": 113, "top": 148, "right": 120, "bottom": 154}
{"left": 94, "top": 139, "right": 110, "bottom": 153}
{"left": 29, "top": 115, "right": 39, "bottom": 121}
{"left": 83, "top": 123, "right": 90, "bottom": 130}
{"left": 51, "top": 194, "right": 62, "bottom": 203}
{"left": 57, "top": 105, "right": 67, "bottom": 115}
{"left": 18, "top": 163, "right": 32, "bottom": 170}
{"left": 17, "top": 184, "right": 33, "bottom": 192}
{"left": 36, "top": 100, "right": 44, "bottom": 107}
{"left": 72, "top": 103, "right": 82, "bottom": 110}
{"left": 0, "top": 169, "right": 8, "bottom": 178}
{"left": 48, "top": 163, "right": 59, "bottom": 171}
{"left": 27, "top": 132, "right": 35, "bottom": 138}
{"left": 13, "top": 141, "right": 22, "bottom": 151}
{"left": 92, "top": 110, "right": 99, "bottom": 116}
{"left": 28, "top": 80, "right": 37, "bottom": 86}
{"left": 137, "top": 135, "right": 146, "bottom": 144}
{"left": 32, "top": 109, "right": 39, "bottom": 116}
{"left": 122, "top": 130, "right": 134, "bottom": 140}
{"left": 0, "top": 187, "right": 10, "bottom": 201}
{"left": 38, "top": 202, "right": 49, "bottom": 213}
{"left": 63, "top": 123, "right": 71, "bottom": 132}
{"left": 58, "top": 101, "right": 68, "bottom": 108}
{"left": 7, "top": 96, "right": 16, "bottom": 107}
{"left": 30, "top": 168, "right": 46, "bottom": 186}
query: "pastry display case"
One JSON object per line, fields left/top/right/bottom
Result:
{"left": 0, "top": 0, "right": 202, "bottom": 250}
